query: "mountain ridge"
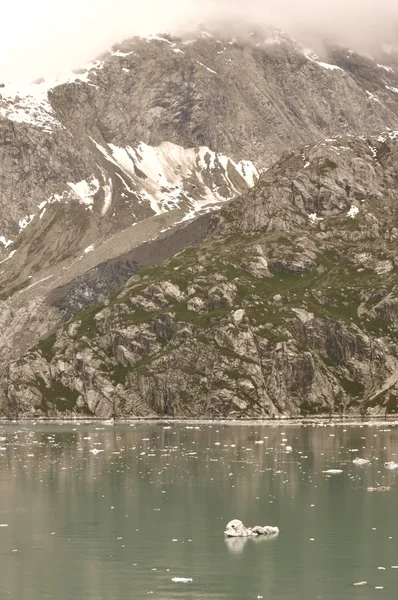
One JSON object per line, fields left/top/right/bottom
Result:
{"left": 2, "top": 130, "right": 398, "bottom": 418}
{"left": 2, "top": 28, "right": 398, "bottom": 417}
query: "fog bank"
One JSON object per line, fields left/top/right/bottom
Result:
{"left": 1, "top": 0, "right": 397, "bottom": 82}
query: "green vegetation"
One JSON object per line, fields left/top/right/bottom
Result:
{"left": 36, "top": 377, "right": 80, "bottom": 412}
{"left": 76, "top": 301, "right": 105, "bottom": 338}
{"left": 37, "top": 333, "right": 57, "bottom": 362}
{"left": 339, "top": 378, "right": 365, "bottom": 398}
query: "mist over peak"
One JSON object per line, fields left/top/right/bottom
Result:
{"left": 1, "top": 0, "right": 398, "bottom": 82}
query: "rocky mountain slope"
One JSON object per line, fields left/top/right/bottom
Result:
{"left": 2, "top": 27, "right": 398, "bottom": 257}
{"left": 2, "top": 25, "right": 398, "bottom": 418}
{"left": 3, "top": 131, "right": 398, "bottom": 418}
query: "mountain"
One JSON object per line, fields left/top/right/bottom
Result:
{"left": 1, "top": 27, "right": 398, "bottom": 417}
{"left": 3, "top": 130, "right": 398, "bottom": 418}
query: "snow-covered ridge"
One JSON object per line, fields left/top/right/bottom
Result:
{"left": 0, "top": 59, "right": 104, "bottom": 131}
{"left": 92, "top": 139, "right": 259, "bottom": 217}
{"left": 303, "top": 49, "right": 343, "bottom": 72}
{"left": 0, "top": 83, "right": 60, "bottom": 132}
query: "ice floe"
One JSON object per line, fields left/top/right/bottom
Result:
{"left": 224, "top": 520, "right": 279, "bottom": 537}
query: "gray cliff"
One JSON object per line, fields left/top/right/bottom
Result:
{"left": 3, "top": 132, "right": 398, "bottom": 418}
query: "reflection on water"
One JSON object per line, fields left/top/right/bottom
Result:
{"left": 0, "top": 421, "right": 397, "bottom": 599}
{"left": 225, "top": 533, "right": 279, "bottom": 554}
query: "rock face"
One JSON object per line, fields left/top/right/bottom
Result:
{"left": 2, "top": 132, "right": 398, "bottom": 418}
{"left": 2, "top": 28, "right": 398, "bottom": 418}
{"left": 224, "top": 520, "right": 279, "bottom": 537}
{"left": 2, "top": 28, "right": 398, "bottom": 261}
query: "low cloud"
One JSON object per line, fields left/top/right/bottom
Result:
{"left": 1, "top": 0, "right": 398, "bottom": 82}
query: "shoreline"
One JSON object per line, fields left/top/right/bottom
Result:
{"left": 0, "top": 415, "right": 398, "bottom": 426}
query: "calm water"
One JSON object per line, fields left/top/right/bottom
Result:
{"left": 0, "top": 422, "right": 398, "bottom": 599}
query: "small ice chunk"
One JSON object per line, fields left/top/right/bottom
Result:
{"left": 322, "top": 469, "right": 343, "bottom": 474}
{"left": 353, "top": 458, "right": 370, "bottom": 465}
{"left": 385, "top": 461, "right": 398, "bottom": 470}
{"left": 172, "top": 578, "right": 193, "bottom": 583}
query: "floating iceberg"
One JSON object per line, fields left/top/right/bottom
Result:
{"left": 224, "top": 520, "right": 279, "bottom": 538}
{"left": 352, "top": 458, "right": 370, "bottom": 465}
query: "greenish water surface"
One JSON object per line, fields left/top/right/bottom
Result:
{"left": 0, "top": 421, "right": 397, "bottom": 599}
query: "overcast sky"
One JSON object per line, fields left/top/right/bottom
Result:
{"left": 1, "top": 0, "right": 398, "bottom": 82}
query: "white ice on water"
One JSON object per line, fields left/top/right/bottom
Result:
{"left": 322, "top": 469, "right": 343, "bottom": 474}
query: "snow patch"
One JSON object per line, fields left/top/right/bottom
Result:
{"left": 147, "top": 35, "right": 174, "bottom": 45}
{"left": 385, "top": 85, "right": 398, "bottom": 94}
{"left": 303, "top": 49, "right": 343, "bottom": 71}
{"left": 0, "top": 249, "right": 17, "bottom": 265}
{"left": 196, "top": 61, "right": 217, "bottom": 75}
{"left": 92, "top": 138, "right": 258, "bottom": 217}
{"left": 236, "top": 160, "right": 259, "bottom": 187}
{"left": 366, "top": 91, "right": 381, "bottom": 103}
{"left": 102, "top": 178, "right": 113, "bottom": 216}
{"left": 68, "top": 177, "right": 100, "bottom": 207}
{"left": 19, "top": 214, "right": 35, "bottom": 231}
{"left": 0, "top": 83, "right": 60, "bottom": 131}
{"left": 0, "top": 236, "right": 13, "bottom": 248}
{"left": 347, "top": 205, "right": 359, "bottom": 218}
{"left": 308, "top": 213, "right": 324, "bottom": 224}
{"left": 18, "top": 275, "right": 54, "bottom": 293}
{"left": 377, "top": 64, "right": 394, "bottom": 73}
{"left": 112, "top": 50, "right": 135, "bottom": 57}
